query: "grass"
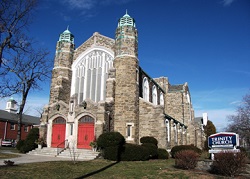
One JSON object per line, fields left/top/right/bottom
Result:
{"left": 0, "top": 158, "right": 225, "bottom": 179}
{"left": 0, "top": 150, "right": 239, "bottom": 179}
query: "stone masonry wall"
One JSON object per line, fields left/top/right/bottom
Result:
{"left": 113, "top": 56, "right": 139, "bottom": 143}
{"left": 165, "top": 92, "right": 184, "bottom": 121}
{"left": 139, "top": 98, "right": 166, "bottom": 148}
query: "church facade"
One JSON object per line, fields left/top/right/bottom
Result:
{"left": 40, "top": 12, "right": 206, "bottom": 150}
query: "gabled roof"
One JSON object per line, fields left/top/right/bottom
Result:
{"left": 0, "top": 110, "right": 40, "bottom": 125}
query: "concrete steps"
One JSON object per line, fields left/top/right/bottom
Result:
{"left": 28, "top": 147, "right": 99, "bottom": 160}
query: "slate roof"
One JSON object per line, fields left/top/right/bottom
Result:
{"left": 168, "top": 84, "right": 184, "bottom": 92}
{"left": 194, "top": 117, "right": 203, "bottom": 124}
{"left": 0, "top": 110, "right": 40, "bottom": 125}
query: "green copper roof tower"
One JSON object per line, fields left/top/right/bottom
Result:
{"left": 118, "top": 10, "right": 136, "bottom": 27}
{"left": 59, "top": 26, "right": 74, "bottom": 44}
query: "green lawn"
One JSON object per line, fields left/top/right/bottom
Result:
{"left": 0, "top": 149, "right": 229, "bottom": 179}
{"left": 0, "top": 158, "right": 224, "bottom": 179}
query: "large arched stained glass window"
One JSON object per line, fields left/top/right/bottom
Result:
{"left": 71, "top": 49, "right": 114, "bottom": 104}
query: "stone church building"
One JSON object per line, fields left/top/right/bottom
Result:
{"left": 40, "top": 12, "right": 206, "bottom": 150}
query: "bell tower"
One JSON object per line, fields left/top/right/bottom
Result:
{"left": 113, "top": 11, "right": 139, "bottom": 143}
{"left": 49, "top": 27, "right": 75, "bottom": 104}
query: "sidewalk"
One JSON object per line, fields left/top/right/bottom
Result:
{"left": 0, "top": 152, "right": 73, "bottom": 166}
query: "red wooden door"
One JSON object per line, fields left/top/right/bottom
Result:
{"left": 51, "top": 118, "right": 66, "bottom": 148}
{"left": 77, "top": 116, "right": 95, "bottom": 149}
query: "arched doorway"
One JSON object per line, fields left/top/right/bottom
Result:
{"left": 51, "top": 117, "right": 66, "bottom": 148}
{"left": 77, "top": 115, "right": 95, "bottom": 149}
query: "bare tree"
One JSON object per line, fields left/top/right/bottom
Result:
{"left": 0, "top": 0, "right": 37, "bottom": 66}
{"left": 0, "top": 47, "right": 51, "bottom": 141}
{"left": 226, "top": 91, "right": 250, "bottom": 147}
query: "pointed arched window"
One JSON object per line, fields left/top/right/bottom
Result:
{"left": 71, "top": 49, "right": 114, "bottom": 104}
{"left": 143, "top": 77, "right": 149, "bottom": 101}
{"left": 160, "top": 92, "right": 164, "bottom": 105}
{"left": 152, "top": 85, "right": 157, "bottom": 105}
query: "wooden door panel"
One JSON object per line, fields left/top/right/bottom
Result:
{"left": 77, "top": 123, "right": 94, "bottom": 149}
{"left": 52, "top": 124, "right": 66, "bottom": 148}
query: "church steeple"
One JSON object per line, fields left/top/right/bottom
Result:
{"left": 5, "top": 97, "right": 18, "bottom": 113}
{"left": 118, "top": 10, "right": 136, "bottom": 27}
{"left": 115, "top": 11, "right": 138, "bottom": 57}
{"left": 114, "top": 11, "right": 139, "bottom": 144}
{"left": 49, "top": 27, "right": 75, "bottom": 104}
{"left": 59, "top": 26, "right": 74, "bottom": 44}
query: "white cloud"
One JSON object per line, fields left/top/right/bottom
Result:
{"left": 62, "top": 0, "right": 96, "bottom": 10}
{"left": 222, "top": 0, "right": 235, "bottom": 6}
{"left": 61, "top": 0, "right": 135, "bottom": 10}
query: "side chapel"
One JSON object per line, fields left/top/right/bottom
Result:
{"left": 40, "top": 12, "right": 206, "bottom": 150}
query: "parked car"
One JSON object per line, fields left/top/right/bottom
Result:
{"left": 1, "top": 139, "right": 13, "bottom": 147}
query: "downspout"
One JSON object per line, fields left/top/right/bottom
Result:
{"left": 4, "top": 121, "right": 8, "bottom": 139}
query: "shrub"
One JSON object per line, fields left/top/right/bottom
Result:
{"left": 97, "top": 132, "right": 125, "bottom": 149}
{"left": 175, "top": 150, "right": 199, "bottom": 169}
{"left": 140, "top": 136, "right": 158, "bottom": 146}
{"left": 120, "top": 143, "right": 150, "bottom": 161}
{"left": 157, "top": 148, "right": 169, "bottom": 159}
{"left": 18, "top": 128, "right": 39, "bottom": 153}
{"left": 210, "top": 151, "right": 248, "bottom": 177}
{"left": 171, "top": 145, "right": 201, "bottom": 158}
{"left": 103, "top": 146, "right": 122, "bottom": 161}
{"left": 16, "top": 140, "right": 25, "bottom": 150}
{"left": 141, "top": 143, "right": 158, "bottom": 159}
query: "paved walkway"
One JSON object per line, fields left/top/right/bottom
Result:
{"left": 0, "top": 152, "right": 73, "bottom": 166}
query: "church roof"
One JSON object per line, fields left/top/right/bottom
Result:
{"left": 118, "top": 10, "right": 136, "bottom": 27}
{"left": 59, "top": 26, "right": 74, "bottom": 44}
{"left": 168, "top": 84, "right": 184, "bottom": 92}
{"left": 0, "top": 110, "right": 40, "bottom": 125}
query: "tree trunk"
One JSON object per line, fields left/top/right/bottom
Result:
{"left": 16, "top": 84, "right": 31, "bottom": 142}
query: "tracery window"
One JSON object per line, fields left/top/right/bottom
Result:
{"left": 79, "top": 115, "right": 94, "bottom": 123}
{"left": 143, "top": 77, "right": 149, "bottom": 101}
{"left": 71, "top": 49, "right": 114, "bottom": 104}
{"left": 53, "top": 117, "right": 66, "bottom": 124}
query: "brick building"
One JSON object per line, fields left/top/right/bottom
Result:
{"left": 40, "top": 12, "right": 206, "bottom": 150}
{"left": 0, "top": 98, "right": 40, "bottom": 144}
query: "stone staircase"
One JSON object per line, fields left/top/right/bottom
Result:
{"left": 28, "top": 147, "right": 100, "bottom": 160}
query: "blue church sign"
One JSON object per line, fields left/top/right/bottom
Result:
{"left": 208, "top": 132, "right": 239, "bottom": 149}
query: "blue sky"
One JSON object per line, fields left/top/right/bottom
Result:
{"left": 0, "top": 0, "right": 249, "bottom": 131}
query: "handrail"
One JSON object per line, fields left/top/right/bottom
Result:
{"left": 56, "top": 139, "right": 68, "bottom": 155}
